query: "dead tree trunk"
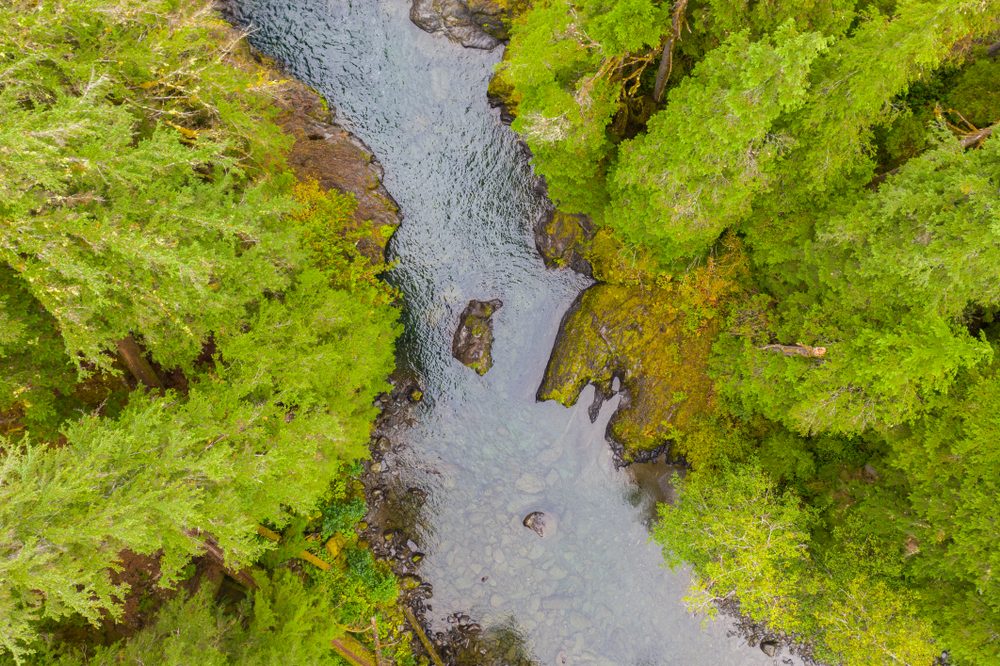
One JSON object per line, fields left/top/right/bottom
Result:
{"left": 115, "top": 335, "right": 164, "bottom": 391}
{"left": 653, "top": 0, "right": 689, "bottom": 102}
{"left": 194, "top": 533, "right": 259, "bottom": 590}
{"left": 960, "top": 122, "right": 996, "bottom": 149}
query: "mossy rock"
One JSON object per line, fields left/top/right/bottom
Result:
{"left": 487, "top": 61, "right": 522, "bottom": 121}
{"left": 538, "top": 249, "right": 747, "bottom": 455}
{"left": 452, "top": 299, "right": 503, "bottom": 375}
{"left": 534, "top": 209, "right": 594, "bottom": 275}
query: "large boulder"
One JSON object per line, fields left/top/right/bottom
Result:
{"left": 452, "top": 299, "right": 503, "bottom": 375}
{"left": 410, "top": 0, "right": 529, "bottom": 49}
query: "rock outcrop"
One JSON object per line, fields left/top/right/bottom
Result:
{"left": 274, "top": 83, "right": 400, "bottom": 264}
{"left": 410, "top": 0, "right": 530, "bottom": 49}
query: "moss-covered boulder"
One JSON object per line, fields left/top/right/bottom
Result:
{"left": 538, "top": 243, "right": 748, "bottom": 458}
{"left": 452, "top": 299, "right": 503, "bottom": 375}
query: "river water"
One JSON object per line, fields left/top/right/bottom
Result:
{"left": 231, "top": 2, "right": 784, "bottom": 664}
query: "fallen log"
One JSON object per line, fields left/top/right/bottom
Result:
{"left": 403, "top": 605, "right": 446, "bottom": 666}
{"left": 255, "top": 524, "right": 332, "bottom": 571}
{"left": 331, "top": 635, "right": 377, "bottom": 666}
{"left": 759, "top": 343, "right": 827, "bottom": 358}
{"left": 960, "top": 122, "right": 995, "bottom": 149}
{"left": 254, "top": 527, "right": 376, "bottom": 664}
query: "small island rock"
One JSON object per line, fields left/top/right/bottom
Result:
{"left": 452, "top": 299, "right": 502, "bottom": 375}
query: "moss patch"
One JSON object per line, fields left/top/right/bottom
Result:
{"left": 487, "top": 63, "right": 522, "bottom": 118}
{"left": 535, "top": 209, "right": 594, "bottom": 273}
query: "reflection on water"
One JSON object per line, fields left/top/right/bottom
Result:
{"left": 231, "top": 1, "right": 787, "bottom": 663}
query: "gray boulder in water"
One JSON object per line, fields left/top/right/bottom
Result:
{"left": 410, "top": 0, "right": 505, "bottom": 49}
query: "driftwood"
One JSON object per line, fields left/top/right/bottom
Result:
{"left": 653, "top": 0, "right": 689, "bottom": 102}
{"left": 759, "top": 343, "right": 827, "bottom": 358}
{"left": 403, "top": 605, "right": 446, "bottom": 666}
{"left": 960, "top": 122, "right": 996, "bottom": 149}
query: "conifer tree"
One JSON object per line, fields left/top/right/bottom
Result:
{"left": 0, "top": 1, "right": 399, "bottom": 659}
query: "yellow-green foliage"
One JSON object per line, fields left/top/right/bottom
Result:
{"left": 656, "top": 463, "right": 939, "bottom": 666}
{"left": 291, "top": 179, "right": 397, "bottom": 301}
{"left": 514, "top": 1, "right": 1000, "bottom": 663}
{"left": 0, "top": 0, "right": 300, "bottom": 374}
{"left": 944, "top": 52, "right": 1000, "bottom": 129}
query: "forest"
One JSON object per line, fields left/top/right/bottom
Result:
{"left": 0, "top": 1, "right": 416, "bottom": 664}
{"left": 494, "top": 0, "right": 1000, "bottom": 664}
{"left": 2, "top": 0, "right": 999, "bottom": 665}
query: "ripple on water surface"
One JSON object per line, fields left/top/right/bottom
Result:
{"left": 231, "top": 1, "right": 793, "bottom": 664}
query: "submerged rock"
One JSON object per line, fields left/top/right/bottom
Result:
{"left": 759, "top": 639, "right": 779, "bottom": 657}
{"left": 515, "top": 472, "right": 545, "bottom": 494}
{"left": 410, "top": 0, "right": 505, "bottom": 49}
{"left": 452, "top": 299, "right": 502, "bottom": 375}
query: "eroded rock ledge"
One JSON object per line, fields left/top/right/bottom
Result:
{"left": 273, "top": 80, "right": 400, "bottom": 264}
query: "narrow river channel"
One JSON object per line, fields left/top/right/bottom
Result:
{"left": 232, "top": 2, "right": 786, "bottom": 664}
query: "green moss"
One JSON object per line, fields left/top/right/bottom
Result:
{"left": 536, "top": 210, "right": 587, "bottom": 267}
{"left": 487, "top": 63, "right": 521, "bottom": 116}
{"left": 457, "top": 309, "right": 496, "bottom": 375}
{"left": 470, "top": 349, "right": 493, "bottom": 376}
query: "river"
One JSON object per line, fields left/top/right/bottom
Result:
{"left": 230, "top": 1, "right": 786, "bottom": 664}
